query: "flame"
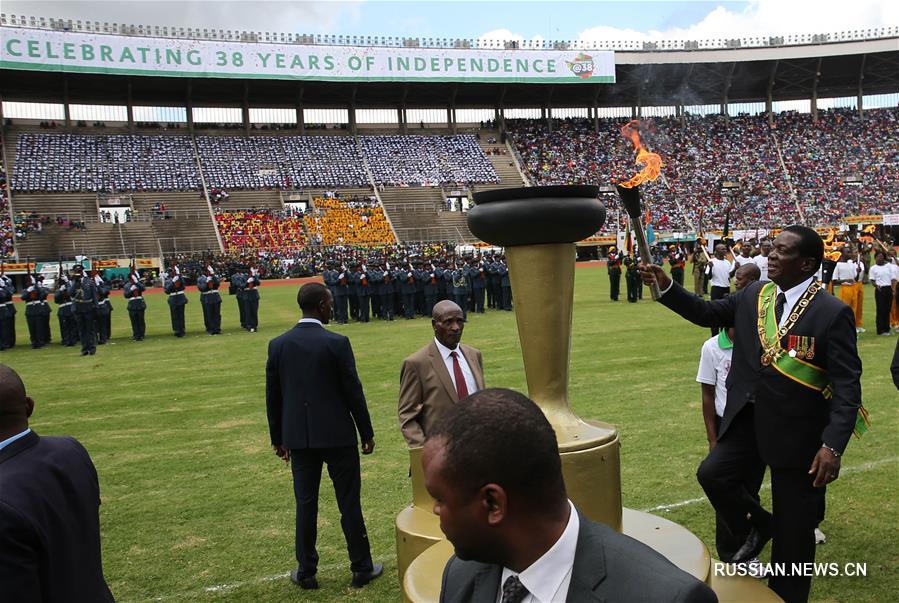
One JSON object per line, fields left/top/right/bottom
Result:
{"left": 862, "top": 224, "right": 876, "bottom": 234}
{"left": 825, "top": 251, "right": 842, "bottom": 262}
{"left": 618, "top": 120, "right": 663, "bottom": 189}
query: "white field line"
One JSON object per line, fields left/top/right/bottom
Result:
{"left": 130, "top": 551, "right": 397, "bottom": 602}
{"left": 641, "top": 455, "right": 899, "bottom": 513}
{"left": 127, "top": 456, "right": 898, "bottom": 602}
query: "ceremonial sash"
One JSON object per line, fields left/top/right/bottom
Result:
{"left": 757, "top": 281, "right": 870, "bottom": 438}
{"left": 757, "top": 281, "right": 831, "bottom": 395}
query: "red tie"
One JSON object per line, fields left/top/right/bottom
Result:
{"left": 450, "top": 351, "right": 469, "bottom": 400}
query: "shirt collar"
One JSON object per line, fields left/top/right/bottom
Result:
{"left": 501, "top": 500, "right": 580, "bottom": 603}
{"left": 298, "top": 318, "right": 323, "bottom": 326}
{"left": 434, "top": 337, "right": 460, "bottom": 359}
{"left": 0, "top": 428, "right": 32, "bottom": 452}
{"left": 775, "top": 275, "right": 815, "bottom": 312}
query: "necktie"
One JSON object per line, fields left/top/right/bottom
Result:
{"left": 449, "top": 351, "right": 469, "bottom": 400}
{"left": 774, "top": 292, "right": 787, "bottom": 327}
{"left": 501, "top": 575, "right": 529, "bottom": 603}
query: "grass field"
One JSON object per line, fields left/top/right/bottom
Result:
{"left": 3, "top": 265, "right": 897, "bottom": 602}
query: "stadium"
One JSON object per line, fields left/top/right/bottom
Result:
{"left": 0, "top": 8, "right": 897, "bottom": 603}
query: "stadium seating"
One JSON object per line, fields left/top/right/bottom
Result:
{"left": 509, "top": 107, "right": 899, "bottom": 231}
{"left": 215, "top": 208, "right": 309, "bottom": 253}
{"left": 305, "top": 194, "right": 396, "bottom": 246}
{"left": 12, "top": 133, "right": 200, "bottom": 192}
{"left": 360, "top": 134, "right": 499, "bottom": 186}
{"left": 1, "top": 163, "right": 14, "bottom": 257}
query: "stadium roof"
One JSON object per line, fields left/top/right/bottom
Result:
{"left": 2, "top": 36, "right": 897, "bottom": 111}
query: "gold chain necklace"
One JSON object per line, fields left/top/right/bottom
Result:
{"left": 758, "top": 281, "right": 820, "bottom": 366}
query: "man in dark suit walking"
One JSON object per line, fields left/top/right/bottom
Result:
{"left": 425, "top": 388, "right": 716, "bottom": 603}
{"left": 0, "top": 364, "right": 114, "bottom": 602}
{"left": 640, "top": 225, "right": 862, "bottom": 603}
{"left": 265, "top": 282, "right": 383, "bottom": 591}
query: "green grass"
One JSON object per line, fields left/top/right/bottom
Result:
{"left": 3, "top": 266, "right": 897, "bottom": 602}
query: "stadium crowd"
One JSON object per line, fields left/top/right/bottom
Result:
{"left": 215, "top": 208, "right": 309, "bottom": 254}
{"left": 1, "top": 163, "right": 13, "bottom": 257}
{"left": 305, "top": 195, "right": 395, "bottom": 246}
{"left": 360, "top": 134, "right": 498, "bottom": 186}
{"left": 509, "top": 107, "right": 899, "bottom": 232}
{"left": 13, "top": 133, "right": 201, "bottom": 192}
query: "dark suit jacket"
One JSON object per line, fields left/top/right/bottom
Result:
{"left": 0, "top": 431, "right": 114, "bottom": 602}
{"left": 440, "top": 511, "right": 717, "bottom": 603}
{"left": 266, "top": 322, "right": 374, "bottom": 449}
{"left": 660, "top": 281, "right": 862, "bottom": 468}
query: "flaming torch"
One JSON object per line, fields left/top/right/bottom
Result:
{"left": 615, "top": 120, "right": 663, "bottom": 300}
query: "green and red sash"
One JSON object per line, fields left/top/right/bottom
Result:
{"left": 756, "top": 281, "right": 870, "bottom": 437}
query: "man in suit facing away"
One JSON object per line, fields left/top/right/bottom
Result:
{"left": 0, "top": 364, "right": 114, "bottom": 602}
{"left": 424, "top": 388, "right": 717, "bottom": 603}
{"left": 640, "top": 226, "right": 862, "bottom": 603}
{"left": 265, "top": 283, "right": 383, "bottom": 591}
{"left": 398, "top": 300, "right": 485, "bottom": 449}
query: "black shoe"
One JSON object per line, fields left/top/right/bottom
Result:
{"left": 290, "top": 568, "right": 319, "bottom": 590}
{"left": 81, "top": 350, "right": 89, "bottom": 356}
{"left": 731, "top": 526, "right": 773, "bottom": 564}
{"left": 88, "top": 349, "right": 96, "bottom": 355}
{"left": 351, "top": 563, "right": 383, "bottom": 588}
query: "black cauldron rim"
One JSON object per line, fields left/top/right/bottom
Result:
{"left": 473, "top": 185, "right": 599, "bottom": 205}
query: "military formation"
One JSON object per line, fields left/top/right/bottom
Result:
{"left": 321, "top": 251, "right": 511, "bottom": 324}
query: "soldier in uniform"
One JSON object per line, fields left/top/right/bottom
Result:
{"left": 607, "top": 246, "right": 623, "bottom": 301}
{"left": 693, "top": 242, "right": 710, "bottom": 297}
{"left": 163, "top": 266, "right": 188, "bottom": 337}
{"left": 400, "top": 262, "right": 418, "bottom": 319}
{"left": 197, "top": 265, "right": 222, "bottom": 335}
{"left": 54, "top": 271, "right": 78, "bottom": 347}
{"left": 368, "top": 262, "right": 384, "bottom": 319}
{"left": 380, "top": 262, "right": 395, "bottom": 321}
{"left": 347, "top": 261, "right": 360, "bottom": 321}
{"left": 71, "top": 266, "right": 99, "bottom": 355}
{"left": 334, "top": 263, "right": 350, "bottom": 324}
{"left": 497, "top": 255, "right": 512, "bottom": 311}
{"left": 230, "top": 269, "right": 248, "bottom": 329}
{"left": 22, "top": 273, "right": 50, "bottom": 349}
{"left": 94, "top": 271, "right": 113, "bottom": 345}
{"left": 669, "top": 245, "right": 687, "bottom": 287}
{"left": 0, "top": 269, "right": 15, "bottom": 350}
{"left": 124, "top": 268, "right": 147, "bottom": 341}
{"left": 420, "top": 261, "right": 440, "bottom": 317}
{"left": 485, "top": 253, "right": 498, "bottom": 309}
{"left": 242, "top": 267, "right": 261, "bottom": 332}
{"left": 355, "top": 263, "right": 372, "bottom": 323}
{"left": 624, "top": 255, "right": 641, "bottom": 303}
{"left": 469, "top": 256, "right": 488, "bottom": 314}
{"left": 448, "top": 261, "right": 470, "bottom": 319}
{"left": 322, "top": 261, "right": 340, "bottom": 322}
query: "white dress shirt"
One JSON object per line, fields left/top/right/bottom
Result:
{"left": 0, "top": 428, "right": 31, "bottom": 452}
{"left": 775, "top": 275, "right": 815, "bottom": 329}
{"left": 708, "top": 258, "right": 734, "bottom": 287}
{"left": 434, "top": 338, "right": 478, "bottom": 396}
{"left": 868, "top": 263, "right": 895, "bottom": 288}
{"left": 752, "top": 254, "right": 769, "bottom": 281}
{"left": 834, "top": 261, "right": 860, "bottom": 283}
{"left": 298, "top": 317, "right": 323, "bottom": 325}
{"left": 497, "top": 500, "right": 580, "bottom": 603}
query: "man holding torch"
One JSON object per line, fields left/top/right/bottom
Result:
{"left": 638, "top": 226, "right": 863, "bottom": 603}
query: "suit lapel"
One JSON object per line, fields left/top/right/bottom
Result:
{"left": 0, "top": 430, "right": 39, "bottom": 465}
{"left": 460, "top": 345, "right": 485, "bottom": 391}
{"left": 470, "top": 564, "right": 502, "bottom": 603}
{"left": 428, "top": 341, "right": 459, "bottom": 402}
{"left": 566, "top": 512, "right": 607, "bottom": 602}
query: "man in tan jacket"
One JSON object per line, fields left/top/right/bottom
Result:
{"left": 398, "top": 300, "right": 485, "bottom": 448}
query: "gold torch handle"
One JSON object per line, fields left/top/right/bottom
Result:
{"left": 629, "top": 214, "right": 662, "bottom": 300}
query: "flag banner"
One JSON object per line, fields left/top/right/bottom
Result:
{"left": 0, "top": 26, "right": 615, "bottom": 84}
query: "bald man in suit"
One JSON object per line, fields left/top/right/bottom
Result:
{"left": 398, "top": 300, "right": 485, "bottom": 449}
